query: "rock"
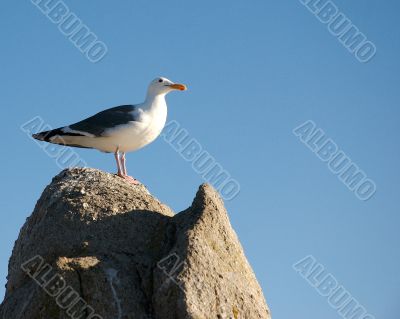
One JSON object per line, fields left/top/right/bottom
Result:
{"left": 0, "top": 168, "right": 271, "bottom": 319}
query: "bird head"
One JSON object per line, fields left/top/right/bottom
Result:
{"left": 147, "top": 77, "right": 187, "bottom": 97}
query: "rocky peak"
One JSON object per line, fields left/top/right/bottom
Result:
{"left": 0, "top": 168, "right": 270, "bottom": 319}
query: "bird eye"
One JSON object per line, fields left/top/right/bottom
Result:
{"left": 158, "top": 79, "right": 163, "bottom": 83}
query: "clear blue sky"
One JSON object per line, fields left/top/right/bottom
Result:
{"left": 1, "top": 1, "right": 399, "bottom": 318}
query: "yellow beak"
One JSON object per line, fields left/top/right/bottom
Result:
{"left": 169, "top": 83, "right": 187, "bottom": 91}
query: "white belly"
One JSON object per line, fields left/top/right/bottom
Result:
{"left": 107, "top": 118, "right": 166, "bottom": 152}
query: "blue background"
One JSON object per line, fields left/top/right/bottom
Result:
{"left": 1, "top": 1, "right": 399, "bottom": 318}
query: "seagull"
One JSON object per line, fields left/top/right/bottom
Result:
{"left": 33, "top": 77, "right": 187, "bottom": 184}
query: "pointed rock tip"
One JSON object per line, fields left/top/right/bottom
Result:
{"left": 192, "top": 183, "right": 225, "bottom": 210}
{"left": 195, "top": 183, "right": 221, "bottom": 199}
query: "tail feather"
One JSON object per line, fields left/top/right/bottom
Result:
{"left": 32, "top": 128, "right": 91, "bottom": 149}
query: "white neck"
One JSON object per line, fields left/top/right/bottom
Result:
{"left": 140, "top": 93, "right": 168, "bottom": 126}
{"left": 143, "top": 91, "right": 167, "bottom": 109}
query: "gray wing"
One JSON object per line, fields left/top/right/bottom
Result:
{"left": 69, "top": 105, "right": 140, "bottom": 137}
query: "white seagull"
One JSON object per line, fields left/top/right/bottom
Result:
{"left": 33, "top": 77, "right": 187, "bottom": 184}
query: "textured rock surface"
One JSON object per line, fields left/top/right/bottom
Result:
{"left": 0, "top": 168, "right": 270, "bottom": 319}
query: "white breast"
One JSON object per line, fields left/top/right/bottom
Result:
{"left": 106, "top": 98, "right": 168, "bottom": 153}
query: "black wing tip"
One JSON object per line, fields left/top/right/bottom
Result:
{"left": 32, "top": 129, "right": 62, "bottom": 142}
{"left": 32, "top": 131, "right": 50, "bottom": 141}
{"left": 32, "top": 129, "right": 93, "bottom": 149}
{"left": 32, "top": 128, "right": 88, "bottom": 142}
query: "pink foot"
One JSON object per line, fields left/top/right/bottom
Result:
{"left": 124, "top": 175, "right": 140, "bottom": 185}
{"left": 117, "top": 173, "right": 140, "bottom": 185}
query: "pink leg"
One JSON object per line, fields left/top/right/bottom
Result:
{"left": 119, "top": 152, "right": 140, "bottom": 185}
{"left": 121, "top": 152, "right": 128, "bottom": 176}
{"left": 114, "top": 151, "right": 123, "bottom": 176}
